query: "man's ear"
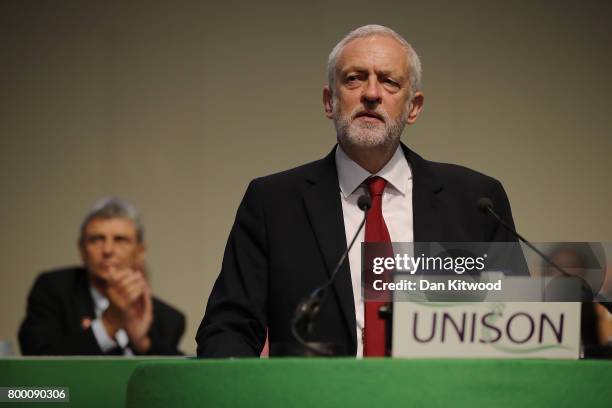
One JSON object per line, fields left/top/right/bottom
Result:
{"left": 323, "top": 86, "right": 334, "bottom": 119}
{"left": 406, "top": 91, "right": 424, "bottom": 125}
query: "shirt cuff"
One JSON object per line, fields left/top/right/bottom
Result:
{"left": 91, "top": 317, "right": 118, "bottom": 352}
{"left": 115, "top": 329, "right": 130, "bottom": 350}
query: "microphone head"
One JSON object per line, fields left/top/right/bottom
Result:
{"left": 357, "top": 194, "right": 371, "bottom": 212}
{"left": 477, "top": 197, "right": 493, "bottom": 213}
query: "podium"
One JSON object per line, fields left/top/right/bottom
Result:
{"left": 2, "top": 358, "right": 611, "bottom": 406}
{"left": 125, "top": 359, "right": 610, "bottom": 407}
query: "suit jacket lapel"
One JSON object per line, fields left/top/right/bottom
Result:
{"left": 73, "top": 268, "right": 96, "bottom": 326}
{"left": 401, "top": 143, "right": 444, "bottom": 242}
{"left": 302, "top": 147, "right": 357, "bottom": 351}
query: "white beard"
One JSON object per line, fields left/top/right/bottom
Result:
{"left": 333, "top": 101, "right": 407, "bottom": 150}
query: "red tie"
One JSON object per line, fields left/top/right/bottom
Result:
{"left": 364, "top": 176, "right": 390, "bottom": 357}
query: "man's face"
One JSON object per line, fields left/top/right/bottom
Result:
{"left": 324, "top": 35, "right": 422, "bottom": 150}
{"left": 79, "top": 217, "right": 144, "bottom": 282}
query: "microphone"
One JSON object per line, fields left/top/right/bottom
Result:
{"left": 477, "top": 196, "right": 571, "bottom": 278}
{"left": 357, "top": 194, "right": 372, "bottom": 212}
{"left": 290, "top": 194, "right": 371, "bottom": 355}
{"left": 477, "top": 197, "right": 494, "bottom": 213}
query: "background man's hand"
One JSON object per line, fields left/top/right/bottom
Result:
{"left": 101, "top": 267, "right": 153, "bottom": 352}
{"left": 124, "top": 280, "right": 153, "bottom": 353}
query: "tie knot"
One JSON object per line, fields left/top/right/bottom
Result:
{"left": 365, "top": 176, "right": 387, "bottom": 196}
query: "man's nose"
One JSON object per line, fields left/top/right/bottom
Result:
{"left": 362, "top": 77, "right": 382, "bottom": 105}
{"left": 102, "top": 239, "right": 115, "bottom": 256}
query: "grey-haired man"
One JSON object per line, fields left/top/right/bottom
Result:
{"left": 197, "top": 25, "right": 523, "bottom": 357}
{"left": 19, "top": 197, "right": 185, "bottom": 355}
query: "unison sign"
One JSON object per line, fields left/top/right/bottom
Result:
{"left": 392, "top": 302, "right": 581, "bottom": 359}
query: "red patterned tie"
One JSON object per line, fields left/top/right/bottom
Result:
{"left": 364, "top": 176, "right": 390, "bottom": 357}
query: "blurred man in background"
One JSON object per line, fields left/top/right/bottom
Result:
{"left": 19, "top": 197, "right": 185, "bottom": 355}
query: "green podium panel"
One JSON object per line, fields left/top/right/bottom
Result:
{"left": 126, "top": 358, "right": 612, "bottom": 408}
{"left": 0, "top": 357, "right": 180, "bottom": 408}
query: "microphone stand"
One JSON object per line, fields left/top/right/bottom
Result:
{"left": 287, "top": 195, "right": 371, "bottom": 356}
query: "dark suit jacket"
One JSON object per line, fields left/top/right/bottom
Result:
{"left": 196, "top": 144, "right": 523, "bottom": 357}
{"left": 19, "top": 266, "right": 185, "bottom": 356}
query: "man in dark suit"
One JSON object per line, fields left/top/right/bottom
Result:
{"left": 197, "top": 25, "right": 522, "bottom": 357}
{"left": 19, "top": 198, "right": 185, "bottom": 355}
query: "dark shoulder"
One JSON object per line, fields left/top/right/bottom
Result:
{"left": 248, "top": 154, "right": 331, "bottom": 191}
{"left": 427, "top": 160, "right": 502, "bottom": 189}
{"left": 152, "top": 297, "right": 185, "bottom": 325}
{"left": 30, "top": 266, "right": 87, "bottom": 296}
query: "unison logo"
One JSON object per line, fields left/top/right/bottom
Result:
{"left": 409, "top": 303, "right": 569, "bottom": 353}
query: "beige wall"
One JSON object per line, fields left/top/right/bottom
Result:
{"left": 1, "top": 0, "right": 611, "bottom": 355}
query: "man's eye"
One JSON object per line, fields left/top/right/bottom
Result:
{"left": 384, "top": 78, "right": 399, "bottom": 87}
{"left": 87, "top": 236, "right": 103, "bottom": 244}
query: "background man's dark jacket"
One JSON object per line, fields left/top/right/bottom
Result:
{"left": 197, "top": 144, "right": 524, "bottom": 357}
{"left": 19, "top": 266, "right": 185, "bottom": 355}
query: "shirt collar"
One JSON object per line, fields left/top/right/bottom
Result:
{"left": 335, "top": 144, "right": 412, "bottom": 197}
{"left": 89, "top": 284, "right": 131, "bottom": 351}
{"left": 89, "top": 285, "right": 109, "bottom": 317}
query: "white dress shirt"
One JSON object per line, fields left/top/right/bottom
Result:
{"left": 89, "top": 286, "right": 133, "bottom": 356}
{"left": 335, "top": 144, "right": 414, "bottom": 357}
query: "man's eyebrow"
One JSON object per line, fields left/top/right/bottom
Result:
{"left": 84, "top": 233, "right": 104, "bottom": 241}
{"left": 339, "top": 65, "right": 368, "bottom": 75}
{"left": 340, "top": 66, "right": 406, "bottom": 80}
